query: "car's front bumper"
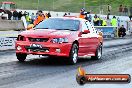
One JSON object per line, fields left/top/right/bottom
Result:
{"left": 16, "top": 41, "right": 72, "bottom": 57}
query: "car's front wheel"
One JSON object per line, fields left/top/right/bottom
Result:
{"left": 69, "top": 43, "right": 78, "bottom": 65}
{"left": 91, "top": 44, "right": 102, "bottom": 60}
{"left": 16, "top": 53, "right": 27, "bottom": 62}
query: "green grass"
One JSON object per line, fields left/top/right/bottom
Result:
{"left": 0, "top": 0, "right": 132, "bottom": 15}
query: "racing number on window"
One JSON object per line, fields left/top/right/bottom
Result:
{"left": 81, "top": 21, "right": 89, "bottom": 32}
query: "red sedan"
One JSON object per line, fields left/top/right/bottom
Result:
{"left": 16, "top": 17, "right": 103, "bottom": 64}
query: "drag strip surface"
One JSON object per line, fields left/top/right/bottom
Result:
{"left": 0, "top": 37, "right": 132, "bottom": 88}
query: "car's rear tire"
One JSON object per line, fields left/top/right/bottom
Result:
{"left": 91, "top": 44, "right": 102, "bottom": 60}
{"left": 69, "top": 43, "right": 78, "bottom": 65}
{"left": 16, "top": 53, "right": 27, "bottom": 62}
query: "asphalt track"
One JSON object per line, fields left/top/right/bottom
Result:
{"left": 0, "top": 36, "right": 132, "bottom": 88}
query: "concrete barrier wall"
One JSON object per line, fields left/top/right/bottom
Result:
{"left": 95, "top": 26, "right": 118, "bottom": 38}
{"left": 0, "top": 37, "right": 16, "bottom": 50}
{"left": 0, "top": 19, "right": 25, "bottom": 31}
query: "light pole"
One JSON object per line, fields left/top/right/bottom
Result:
{"left": 100, "top": 0, "right": 103, "bottom": 14}
{"left": 53, "top": 0, "right": 54, "bottom": 11}
{"left": 37, "top": 0, "right": 39, "bottom": 10}
{"left": 83, "top": 0, "right": 86, "bottom": 8}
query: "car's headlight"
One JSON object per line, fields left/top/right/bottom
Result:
{"left": 51, "top": 38, "right": 68, "bottom": 43}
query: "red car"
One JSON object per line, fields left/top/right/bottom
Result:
{"left": 16, "top": 17, "right": 103, "bottom": 64}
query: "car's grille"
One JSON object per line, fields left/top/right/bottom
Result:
{"left": 25, "top": 46, "right": 49, "bottom": 52}
{"left": 28, "top": 38, "right": 49, "bottom": 42}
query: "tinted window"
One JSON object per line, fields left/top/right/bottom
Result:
{"left": 3, "top": 4, "right": 10, "bottom": 10}
{"left": 10, "top": 4, "right": 15, "bottom": 9}
{"left": 35, "top": 18, "right": 80, "bottom": 31}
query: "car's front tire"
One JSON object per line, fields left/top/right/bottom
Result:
{"left": 69, "top": 43, "right": 78, "bottom": 65}
{"left": 91, "top": 44, "right": 102, "bottom": 60}
{"left": 16, "top": 53, "right": 27, "bottom": 62}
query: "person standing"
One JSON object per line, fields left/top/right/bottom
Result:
{"left": 30, "top": 13, "right": 35, "bottom": 24}
{"left": 129, "top": 15, "right": 132, "bottom": 20}
{"left": 129, "top": 7, "right": 132, "bottom": 20}
{"left": 102, "top": 18, "right": 107, "bottom": 26}
{"left": 111, "top": 16, "right": 117, "bottom": 26}
{"left": 33, "top": 10, "right": 45, "bottom": 26}
{"left": 87, "top": 12, "right": 92, "bottom": 22}
{"left": 25, "top": 13, "right": 31, "bottom": 26}
{"left": 79, "top": 8, "right": 85, "bottom": 19}
{"left": 119, "top": 5, "right": 123, "bottom": 16}
{"left": 63, "top": 13, "right": 67, "bottom": 17}
{"left": 93, "top": 15, "right": 99, "bottom": 26}
{"left": 107, "top": 4, "right": 111, "bottom": 15}
{"left": 5, "top": 10, "right": 12, "bottom": 20}
{"left": 45, "top": 13, "right": 49, "bottom": 19}
{"left": 47, "top": 12, "right": 51, "bottom": 18}
{"left": 18, "top": 11, "right": 23, "bottom": 20}
{"left": 123, "top": 6, "right": 128, "bottom": 16}
{"left": 13, "top": 10, "right": 18, "bottom": 20}
{"left": 117, "top": 17, "right": 120, "bottom": 27}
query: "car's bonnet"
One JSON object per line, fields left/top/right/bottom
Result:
{"left": 20, "top": 29, "right": 76, "bottom": 38}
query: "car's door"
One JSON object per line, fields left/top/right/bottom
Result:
{"left": 86, "top": 21, "right": 99, "bottom": 47}
{"left": 78, "top": 20, "right": 99, "bottom": 56}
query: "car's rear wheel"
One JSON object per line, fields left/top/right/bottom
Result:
{"left": 16, "top": 53, "right": 27, "bottom": 62}
{"left": 69, "top": 43, "right": 78, "bottom": 65}
{"left": 91, "top": 44, "right": 102, "bottom": 60}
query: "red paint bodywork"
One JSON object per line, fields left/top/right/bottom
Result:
{"left": 1, "top": 2, "right": 15, "bottom": 4}
{"left": 16, "top": 18, "right": 103, "bottom": 58}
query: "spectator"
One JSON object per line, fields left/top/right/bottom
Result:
{"left": 5, "top": 10, "right": 12, "bottom": 20}
{"left": 63, "top": 13, "right": 67, "bottom": 16}
{"left": 93, "top": 14, "right": 99, "bottom": 26}
{"left": 30, "top": 13, "right": 35, "bottom": 24}
{"left": 87, "top": 12, "right": 92, "bottom": 22}
{"left": 117, "top": 17, "right": 120, "bottom": 27}
{"left": 25, "top": 13, "right": 31, "bottom": 26}
{"left": 79, "top": 8, "right": 85, "bottom": 19}
{"left": 84, "top": 12, "right": 89, "bottom": 20}
{"left": 98, "top": 17, "right": 103, "bottom": 26}
{"left": 118, "top": 25, "right": 126, "bottom": 37}
{"left": 123, "top": 6, "right": 128, "bottom": 16}
{"left": 129, "top": 15, "right": 132, "bottom": 20}
{"left": 33, "top": 10, "right": 45, "bottom": 26}
{"left": 13, "top": 10, "right": 18, "bottom": 20}
{"left": 129, "top": 7, "right": 132, "bottom": 20}
{"left": 56, "top": 13, "right": 58, "bottom": 17}
{"left": 45, "top": 13, "right": 49, "bottom": 19}
{"left": 107, "top": 14, "right": 111, "bottom": 26}
{"left": 18, "top": 11, "right": 23, "bottom": 20}
{"left": 102, "top": 18, "right": 107, "bottom": 26}
{"left": 23, "top": 11, "right": 27, "bottom": 16}
{"left": 107, "top": 4, "right": 111, "bottom": 15}
{"left": 111, "top": 16, "right": 117, "bottom": 26}
{"left": 119, "top": 5, "right": 123, "bottom": 16}
{"left": 130, "top": 7, "right": 132, "bottom": 15}
{"left": 47, "top": 12, "right": 51, "bottom": 18}
{"left": 107, "top": 14, "right": 110, "bottom": 19}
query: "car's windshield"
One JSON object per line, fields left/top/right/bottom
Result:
{"left": 35, "top": 18, "right": 80, "bottom": 31}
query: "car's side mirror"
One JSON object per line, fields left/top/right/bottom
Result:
{"left": 82, "top": 30, "right": 90, "bottom": 34}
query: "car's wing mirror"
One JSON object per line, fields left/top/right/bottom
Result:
{"left": 82, "top": 30, "right": 90, "bottom": 34}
